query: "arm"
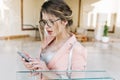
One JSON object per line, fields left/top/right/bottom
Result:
{"left": 71, "top": 44, "right": 87, "bottom": 78}
{"left": 72, "top": 44, "right": 87, "bottom": 70}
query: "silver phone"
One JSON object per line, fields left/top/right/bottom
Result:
{"left": 17, "top": 51, "right": 31, "bottom": 62}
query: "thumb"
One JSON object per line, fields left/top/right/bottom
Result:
{"left": 22, "top": 51, "right": 31, "bottom": 58}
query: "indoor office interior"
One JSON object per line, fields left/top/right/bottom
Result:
{"left": 0, "top": 0, "right": 120, "bottom": 80}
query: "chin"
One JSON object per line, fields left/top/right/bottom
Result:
{"left": 48, "top": 33, "right": 55, "bottom": 36}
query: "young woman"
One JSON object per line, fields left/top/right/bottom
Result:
{"left": 22, "top": 0, "right": 87, "bottom": 79}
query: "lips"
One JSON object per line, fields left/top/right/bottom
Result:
{"left": 47, "top": 30, "right": 53, "bottom": 35}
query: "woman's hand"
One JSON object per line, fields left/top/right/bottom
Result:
{"left": 22, "top": 58, "right": 48, "bottom": 71}
{"left": 29, "top": 58, "right": 49, "bottom": 71}
{"left": 22, "top": 58, "right": 33, "bottom": 70}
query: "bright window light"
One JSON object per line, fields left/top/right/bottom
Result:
{"left": 87, "top": 0, "right": 119, "bottom": 28}
{"left": 0, "top": 0, "right": 9, "bottom": 20}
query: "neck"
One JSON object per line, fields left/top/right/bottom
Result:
{"left": 55, "top": 29, "right": 70, "bottom": 44}
{"left": 42, "top": 30, "right": 71, "bottom": 51}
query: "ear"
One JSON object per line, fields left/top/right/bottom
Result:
{"left": 61, "top": 20, "right": 68, "bottom": 26}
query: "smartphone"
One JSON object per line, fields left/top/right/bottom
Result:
{"left": 17, "top": 51, "right": 31, "bottom": 62}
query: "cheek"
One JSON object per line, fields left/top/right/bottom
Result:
{"left": 57, "top": 22, "right": 64, "bottom": 31}
{"left": 52, "top": 22, "right": 64, "bottom": 36}
{"left": 52, "top": 26, "right": 59, "bottom": 35}
{"left": 52, "top": 25, "right": 61, "bottom": 35}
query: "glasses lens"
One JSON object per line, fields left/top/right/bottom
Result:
{"left": 39, "top": 20, "right": 46, "bottom": 27}
{"left": 47, "top": 20, "right": 54, "bottom": 27}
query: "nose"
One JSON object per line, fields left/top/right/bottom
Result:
{"left": 44, "top": 23, "right": 51, "bottom": 31}
{"left": 44, "top": 23, "right": 49, "bottom": 28}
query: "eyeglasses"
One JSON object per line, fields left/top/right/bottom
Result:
{"left": 39, "top": 19, "right": 60, "bottom": 28}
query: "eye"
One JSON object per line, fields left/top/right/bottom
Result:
{"left": 42, "top": 20, "right": 47, "bottom": 24}
{"left": 49, "top": 20, "right": 54, "bottom": 24}
{"left": 39, "top": 20, "right": 47, "bottom": 27}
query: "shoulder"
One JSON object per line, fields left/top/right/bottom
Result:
{"left": 73, "top": 41, "right": 86, "bottom": 52}
{"left": 72, "top": 41, "right": 87, "bottom": 58}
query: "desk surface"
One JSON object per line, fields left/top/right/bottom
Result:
{"left": 16, "top": 70, "right": 113, "bottom": 80}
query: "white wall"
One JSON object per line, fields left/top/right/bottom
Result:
{"left": 0, "top": 0, "right": 44, "bottom": 37}
{"left": 65, "top": 0, "right": 79, "bottom": 32}
{"left": 23, "top": 0, "right": 42, "bottom": 26}
{"left": 0, "top": 0, "right": 32, "bottom": 37}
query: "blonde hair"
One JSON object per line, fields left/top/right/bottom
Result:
{"left": 40, "top": 0, "right": 73, "bottom": 27}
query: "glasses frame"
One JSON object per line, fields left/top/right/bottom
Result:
{"left": 39, "top": 19, "right": 60, "bottom": 28}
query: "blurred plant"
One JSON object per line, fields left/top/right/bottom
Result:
{"left": 103, "top": 21, "right": 109, "bottom": 36}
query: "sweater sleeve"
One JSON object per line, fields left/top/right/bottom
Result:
{"left": 72, "top": 43, "right": 87, "bottom": 70}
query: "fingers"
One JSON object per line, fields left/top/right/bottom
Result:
{"left": 21, "top": 58, "right": 33, "bottom": 70}
{"left": 22, "top": 58, "right": 47, "bottom": 71}
{"left": 25, "top": 63, "right": 33, "bottom": 70}
{"left": 32, "top": 65, "right": 41, "bottom": 70}
{"left": 29, "top": 60, "right": 42, "bottom": 70}
{"left": 22, "top": 51, "right": 32, "bottom": 58}
{"left": 29, "top": 72, "right": 39, "bottom": 76}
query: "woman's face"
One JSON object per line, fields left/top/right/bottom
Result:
{"left": 41, "top": 13, "right": 66, "bottom": 37}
